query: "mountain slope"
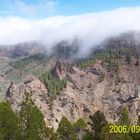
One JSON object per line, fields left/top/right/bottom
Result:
{"left": 0, "top": 32, "right": 140, "bottom": 129}
{"left": 5, "top": 51, "right": 140, "bottom": 129}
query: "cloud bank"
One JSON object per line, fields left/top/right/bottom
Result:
{"left": 0, "top": 7, "right": 140, "bottom": 56}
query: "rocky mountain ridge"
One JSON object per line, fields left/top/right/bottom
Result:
{"left": 0, "top": 32, "right": 139, "bottom": 130}
{"left": 5, "top": 55, "right": 140, "bottom": 129}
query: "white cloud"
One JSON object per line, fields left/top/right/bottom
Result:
{"left": 0, "top": 7, "right": 140, "bottom": 57}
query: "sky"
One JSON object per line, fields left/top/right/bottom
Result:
{"left": 0, "top": 0, "right": 140, "bottom": 18}
{"left": 0, "top": 0, "right": 140, "bottom": 57}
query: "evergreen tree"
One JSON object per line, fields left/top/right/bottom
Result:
{"left": 39, "top": 72, "right": 67, "bottom": 101}
{"left": 45, "top": 127, "right": 58, "bottom": 140}
{"left": 0, "top": 101, "right": 18, "bottom": 140}
{"left": 118, "top": 108, "right": 130, "bottom": 125}
{"left": 83, "top": 130, "right": 95, "bottom": 140}
{"left": 57, "top": 116, "right": 77, "bottom": 140}
{"left": 89, "top": 111, "right": 107, "bottom": 140}
{"left": 126, "top": 53, "right": 131, "bottom": 64}
{"left": 131, "top": 132, "right": 140, "bottom": 140}
{"left": 18, "top": 95, "right": 47, "bottom": 140}
{"left": 73, "top": 118, "right": 87, "bottom": 140}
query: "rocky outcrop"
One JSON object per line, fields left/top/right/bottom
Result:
{"left": 6, "top": 81, "right": 16, "bottom": 99}
{"left": 5, "top": 58, "right": 140, "bottom": 129}
{"left": 51, "top": 59, "right": 75, "bottom": 79}
{"left": 5, "top": 77, "right": 48, "bottom": 110}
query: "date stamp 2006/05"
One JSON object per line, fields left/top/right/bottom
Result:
{"left": 109, "top": 125, "right": 140, "bottom": 134}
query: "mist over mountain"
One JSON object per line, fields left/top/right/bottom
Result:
{"left": 1, "top": 7, "right": 140, "bottom": 58}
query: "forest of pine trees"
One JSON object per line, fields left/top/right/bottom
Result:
{"left": 78, "top": 46, "right": 138, "bottom": 71}
{"left": 39, "top": 72, "right": 67, "bottom": 101}
{"left": 0, "top": 96, "right": 140, "bottom": 140}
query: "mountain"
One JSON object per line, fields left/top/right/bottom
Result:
{"left": 0, "top": 32, "right": 140, "bottom": 130}
{"left": 0, "top": 41, "right": 46, "bottom": 58}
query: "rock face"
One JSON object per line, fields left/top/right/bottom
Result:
{"left": 51, "top": 59, "right": 75, "bottom": 79}
{"left": 6, "top": 77, "right": 48, "bottom": 110}
{"left": 5, "top": 57, "right": 140, "bottom": 129}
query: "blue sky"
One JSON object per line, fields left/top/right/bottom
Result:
{"left": 58, "top": 0, "right": 140, "bottom": 15}
{"left": 0, "top": 0, "right": 140, "bottom": 18}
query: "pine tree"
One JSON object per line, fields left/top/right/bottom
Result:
{"left": 39, "top": 72, "right": 67, "bottom": 100}
{"left": 118, "top": 108, "right": 130, "bottom": 126}
{"left": 0, "top": 101, "right": 18, "bottom": 140}
{"left": 57, "top": 116, "right": 77, "bottom": 140}
{"left": 18, "top": 95, "right": 47, "bottom": 140}
{"left": 83, "top": 130, "right": 95, "bottom": 140}
{"left": 73, "top": 118, "right": 87, "bottom": 140}
{"left": 126, "top": 53, "right": 131, "bottom": 64}
{"left": 89, "top": 111, "right": 107, "bottom": 140}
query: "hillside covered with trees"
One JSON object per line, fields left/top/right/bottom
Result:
{"left": 1, "top": 96, "right": 140, "bottom": 140}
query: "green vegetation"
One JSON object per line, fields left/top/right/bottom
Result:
{"left": 18, "top": 94, "right": 47, "bottom": 140}
{"left": 57, "top": 117, "right": 87, "bottom": 140}
{"left": 79, "top": 59, "right": 96, "bottom": 68}
{"left": 99, "top": 108, "right": 133, "bottom": 140}
{"left": 0, "top": 96, "right": 57, "bottom": 140}
{"left": 5, "top": 53, "right": 50, "bottom": 83}
{"left": 73, "top": 118, "right": 87, "bottom": 140}
{"left": 126, "top": 52, "right": 131, "bottom": 64}
{"left": 83, "top": 131, "right": 95, "bottom": 140}
{"left": 89, "top": 111, "right": 107, "bottom": 140}
{"left": 57, "top": 116, "right": 77, "bottom": 140}
{"left": 78, "top": 46, "right": 134, "bottom": 72}
{"left": 0, "top": 101, "right": 18, "bottom": 140}
{"left": 0, "top": 100, "right": 140, "bottom": 140}
{"left": 10, "top": 53, "right": 48, "bottom": 69}
{"left": 118, "top": 108, "right": 130, "bottom": 125}
{"left": 39, "top": 72, "right": 67, "bottom": 100}
{"left": 0, "top": 99, "right": 87, "bottom": 140}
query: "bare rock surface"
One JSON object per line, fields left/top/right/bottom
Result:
{"left": 5, "top": 58, "right": 140, "bottom": 129}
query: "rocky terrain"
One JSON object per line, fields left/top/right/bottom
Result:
{"left": 0, "top": 33, "right": 140, "bottom": 130}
